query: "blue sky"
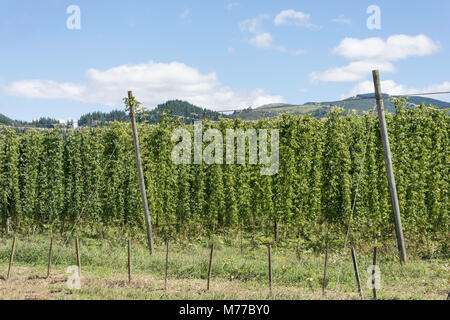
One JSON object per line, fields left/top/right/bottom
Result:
{"left": 1, "top": 0, "right": 449, "bottom": 121}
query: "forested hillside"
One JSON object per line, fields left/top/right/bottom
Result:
{"left": 0, "top": 114, "right": 60, "bottom": 128}
{"left": 78, "top": 110, "right": 129, "bottom": 127}
{"left": 0, "top": 113, "right": 18, "bottom": 126}
{"left": 78, "top": 100, "right": 231, "bottom": 127}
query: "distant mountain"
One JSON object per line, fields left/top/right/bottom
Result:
{"left": 0, "top": 114, "right": 62, "bottom": 128}
{"left": 230, "top": 104, "right": 330, "bottom": 120}
{"left": 231, "top": 94, "right": 450, "bottom": 120}
{"left": 320, "top": 94, "right": 450, "bottom": 114}
{"left": 78, "top": 100, "right": 231, "bottom": 127}
{"left": 142, "top": 100, "right": 231, "bottom": 124}
{"left": 78, "top": 110, "right": 129, "bottom": 127}
{"left": 256, "top": 103, "right": 290, "bottom": 110}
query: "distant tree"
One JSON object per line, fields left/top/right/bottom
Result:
{"left": 30, "top": 117, "right": 59, "bottom": 128}
{"left": 78, "top": 110, "right": 129, "bottom": 127}
{"left": 0, "top": 113, "right": 18, "bottom": 126}
{"left": 77, "top": 101, "right": 231, "bottom": 127}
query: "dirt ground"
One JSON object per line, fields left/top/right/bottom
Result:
{"left": 1, "top": 264, "right": 448, "bottom": 300}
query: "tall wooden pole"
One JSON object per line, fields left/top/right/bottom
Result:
{"left": 268, "top": 244, "right": 273, "bottom": 294}
{"left": 372, "top": 247, "right": 377, "bottom": 300}
{"left": 350, "top": 248, "right": 363, "bottom": 300}
{"left": 6, "top": 236, "right": 16, "bottom": 280}
{"left": 75, "top": 238, "right": 81, "bottom": 278}
{"left": 322, "top": 244, "right": 329, "bottom": 296}
{"left": 372, "top": 70, "right": 407, "bottom": 265}
{"left": 128, "top": 91, "right": 154, "bottom": 255}
{"left": 47, "top": 238, "right": 53, "bottom": 278}
{"left": 127, "top": 239, "right": 132, "bottom": 284}
{"left": 207, "top": 241, "right": 214, "bottom": 291}
{"left": 164, "top": 240, "right": 169, "bottom": 291}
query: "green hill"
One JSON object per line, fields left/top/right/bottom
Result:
{"left": 78, "top": 100, "right": 231, "bottom": 127}
{"left": 231, "top": 94, "right": 450, "bottom": 120}
{"left": 0, "top": 113, "right": 60, "bottom": 128}
{"left": 142, "top": 100, "right": 231, "bottom": 123}
{"left": 78, "top": 110, "right": 129, "bottom": 127}
{"left": 230, "top": 104, "right": 330, "bottom": 120}
{"left": 0, "top": 113, "right": 18, "bottom": 126}
{"left": 321, "top": 94, "right": 450, "bottom": 113}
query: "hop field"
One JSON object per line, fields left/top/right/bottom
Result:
{"left": 0, "top": 101, "right": 448, "bottom": 258}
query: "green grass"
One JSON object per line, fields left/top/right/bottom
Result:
{"left": 0, "top": 235, "right": 448, "bottom": 300}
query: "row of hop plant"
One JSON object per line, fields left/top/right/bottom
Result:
{"left": 0, "top": 100, "right": 447, "bottom": 253}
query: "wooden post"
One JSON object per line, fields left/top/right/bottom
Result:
{"left": 164, "top": 240, "right": 169, "bottom": 291}
{"left": 47, "top": 238, "right": 53, "bottom": 278}
{"left": 322, "top": 244, "right": 329, "bottom": 296}
{"left": 127, "top": 239, "right": 132, "bottom": 284}
{"left": 372, "top": 70, "right": 407, "bottom": 265}
{"left": 207, "top": 241, "right": 214, "bottom": 291}
{"left": 75, "top": 238, "right": 81, "bottom": 278}
{"left": 268, "top": 244, "right": 273, "bottom": 294}
{"left": 372, "top": 247, "right": 377, "bottom": 300}
{"left": 128, "top": 91, "right": 154, "bottom": 255}
{"left": 351, "top": 248, "right": 363, "bottom": 300}
{"left": 6, "top": 236, "right": 16, "bottom": 280}
{"left": 295, "top": 242, "right": 301, "bottom": 261}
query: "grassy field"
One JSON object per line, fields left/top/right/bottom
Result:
{"left": 0, "top": 235, "right": 448, "bottom": 300}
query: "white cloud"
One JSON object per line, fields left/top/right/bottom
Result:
{"left": 423, "top": 81, "right": 450, "bottom": 93}
{"left": 343, "top": 80, "right": 450, "bottom": 101}
{"left": 180, "top": 9, "right": 191, "bottom": 20}
{"left": 331, "top": 15, "right": 352, "bottom": 25}
{"left": 291, "top": 49, "right": 306, "bottom": 56}
{"left": 248, "top": 32, "right": 273, "bottom": 48}
{"left": 227, "top": 47, "right": 235, "bottom": 54}
{"left": 310, "top": 61, "right": 395, "bottom": 83}
{"left": 274, "top": 9, "right": 321, "bottom": 30}
{"left": 248, "top": 89, "right": 286, "bottom": 107}
{"left": 5, "top": 80, "right": 86, "bottom": 99}
{"left": 225, "top": 2, "right": 240, "bottom": 10}
{"left": 310, "top": 34, "right": 440, "bottom": 83}
{"left": 239, "top": 15, "right": 286, "bottom": 51}
{"left": 333, "top": 34, "right": 440, "bottom": 61}
{"left": 239, "top": 15, "right": 269, "bottom": 34}
{"left": 4, "top": 61, "right": 285, "bottom": 110}
{"left": 344, "top": 80, "right": 408, "bottom": 98}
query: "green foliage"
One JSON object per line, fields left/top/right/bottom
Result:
{"left": 0, "top": 104, "right": 447, "bottom": 255}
